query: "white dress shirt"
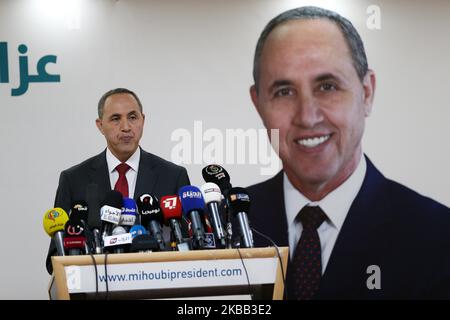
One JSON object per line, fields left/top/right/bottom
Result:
{"left": 106, "top": 148, "right": 140, "bottom": 199}
{"left": 284, "top": 153, "right": 366, "bottom": 274}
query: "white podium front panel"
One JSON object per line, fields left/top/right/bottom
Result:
{"left": 51, "top": 247, "right": 289, "bottom": 299}
{"left": 65, "top": 257, "right": 278, "bottom": 294}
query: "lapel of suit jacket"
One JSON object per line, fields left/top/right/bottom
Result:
{"left": 134, "top": 148, "right": 159, "bottom": 198}
{"left": 88, "top": 150, "right": 111, "bottom": 200}
{"left": 316, "top": 156, "right": 395, "bottom": 299}
{"left": 270, "top": 171, "right": 289, "bottom": 247}
{"left": 252, "top": 171, "right": 289, "bottom": 247}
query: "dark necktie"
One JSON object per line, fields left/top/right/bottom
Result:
{"left": 288, "top": 205, "right": 328, "bottom": 300}
{"left": 114, "top": 163, "right": 130, "bottom": 198}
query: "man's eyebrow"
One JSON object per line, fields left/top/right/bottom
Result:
{"left": 108, "top": 113, "right": 121, "bottom": 119}
{"left": 269, "top": 80, "right": 293, "bottom": 91}
{"left": 314, "top": 73, "right": 341, "bottom": 83}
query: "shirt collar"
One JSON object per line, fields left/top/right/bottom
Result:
{"left": 284, "top": 153, "right": 367, "bottom": 231}
{"left": 106, "top": 147, "right": 140, "bottom": 173}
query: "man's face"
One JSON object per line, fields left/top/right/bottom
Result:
{"left": 96, "top": 93, "right": 145, "bottom": 162}
{"left": 250, "top": 19, "right": 375, "bottom": 199}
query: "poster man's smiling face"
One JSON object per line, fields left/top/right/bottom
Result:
{"left": 251, "top": 19, "right": 375, "bottom": 200}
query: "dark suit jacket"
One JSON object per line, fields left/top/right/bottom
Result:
{"left": 247, "top": 156, "right": 450, "bottom": 299}
{"left": 46, "top": 148, "right": 190, "bottom": 274}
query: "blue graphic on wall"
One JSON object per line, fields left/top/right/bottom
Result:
{"left": 0, "top": 42, "right": 61, "bottom": 96}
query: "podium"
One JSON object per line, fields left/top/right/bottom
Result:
{"left": 48, "top": 247, "right": 288, "bottom": 300}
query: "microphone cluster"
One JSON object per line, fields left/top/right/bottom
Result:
{"left": 43, "top": 165, "right": 254, "bottom": 257}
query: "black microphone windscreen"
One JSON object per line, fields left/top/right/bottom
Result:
{"left": 102, "top": 190, "right": 123, "bottom": 209}
{"left": 86, "top": 183, "right": 102, "bottom": 229}
{"left": 71, "top": 200, "right": 88, "bottom": 221}
{"left": 130, "top": 234, "right": 160, "bottom": 252}
{"left": 202, "top": 165, "right": 232, "bottom": 193}
{"left": 86, "top": 184, "right": 101, "bottom": 228}
{"left": 136, "top": 194, "right": 163, "bottom": 225}
{"left": 65, "top": 214, "right": 86, "bottom": 236}
{"left": 228, "top": 187, "right": 251, "bottom": 214}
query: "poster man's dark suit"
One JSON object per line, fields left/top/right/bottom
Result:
{"left": 248, "top": 156, "right": 450, "bottom": 299}
{"left": 46, "top": 148, "right": 190, "bottom": 274}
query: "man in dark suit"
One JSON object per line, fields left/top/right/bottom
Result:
{"left": 46, "top": 88, "right": 190, "bottom": 274}
{"left": 247, "top": 6, "right": 450, "bottom": 299}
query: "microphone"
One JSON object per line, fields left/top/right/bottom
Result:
{"left": 160, "top": 195, "right": 190, "bottom": 251}
{"left": 120, "top": 198, "right": 138, "bottom": 230}
{"left": 130, "top": 224, "right": 147, "bottom": 238}
{"left": 202, "top": 164, "right": 232, "bottom": 195}
{"left": 70, "top": 200, "right": 92, "bottom": 253}
{"left": 70, "top": 200, "right": 88, "bottom": 223}
{"left": 136, "top": 194, "right": 166, "bottom": 251}
{"left": 103, "top": 226, "right": 132, "bottom": 254}
{"left": 43, "top": 208, "right": 69, "bottom": 256}
{"left": 200, "top": 183, "right": 226, "bottom": 247}
{"left": 100, "top": 190, "right": 123, "bottom": 238}
{"left": 63, "top": 215, "right": 87, "bottom": 255}
{"left": 228, "top": 187, "right": 254, "bottom": 248}
{"left": 130, "top": 234, "right": 160, "bottom": 253}
{"left": 113, "top": 226, "right": 130, "bottom": 254}
{"left": 86, "top": 184, "right": 103, "bottom": 254}
{"left": 179, "top": 185, "right": 207, "bottom": 249}
{"left": 202, "top": 164, "right": 233, "bottom": 248}
{"left": 130, "top": 224, "right": 159, "bottom": 253}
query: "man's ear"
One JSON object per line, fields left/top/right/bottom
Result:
{"left": 250, "top": 84, "right": 258, "bottom": 105}
{"left": 95, "top": 118, "right": 104, "bottom": 135}
{"left": 362, "top": 69, "right": 376, "bottom": 117}
{"left": 250, "top": 84, "right": 262, "bottom": 117}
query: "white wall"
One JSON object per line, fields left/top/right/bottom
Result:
{"left": 0, "top": 0, "right": 449, "bottom": 299}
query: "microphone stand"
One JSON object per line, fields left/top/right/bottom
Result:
{"left": 222, "top": 190, "right": 233, "bottom": 249}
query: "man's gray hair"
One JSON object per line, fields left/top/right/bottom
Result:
{"left": 253, "top": 6, "right": 368, "bottom": 92}
{"left": 97, "top": 88, "right": 143, "bottom": 119}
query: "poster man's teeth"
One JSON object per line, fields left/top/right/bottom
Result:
{"left": 297, "top": 135, "right": 330, "bottom": 148}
